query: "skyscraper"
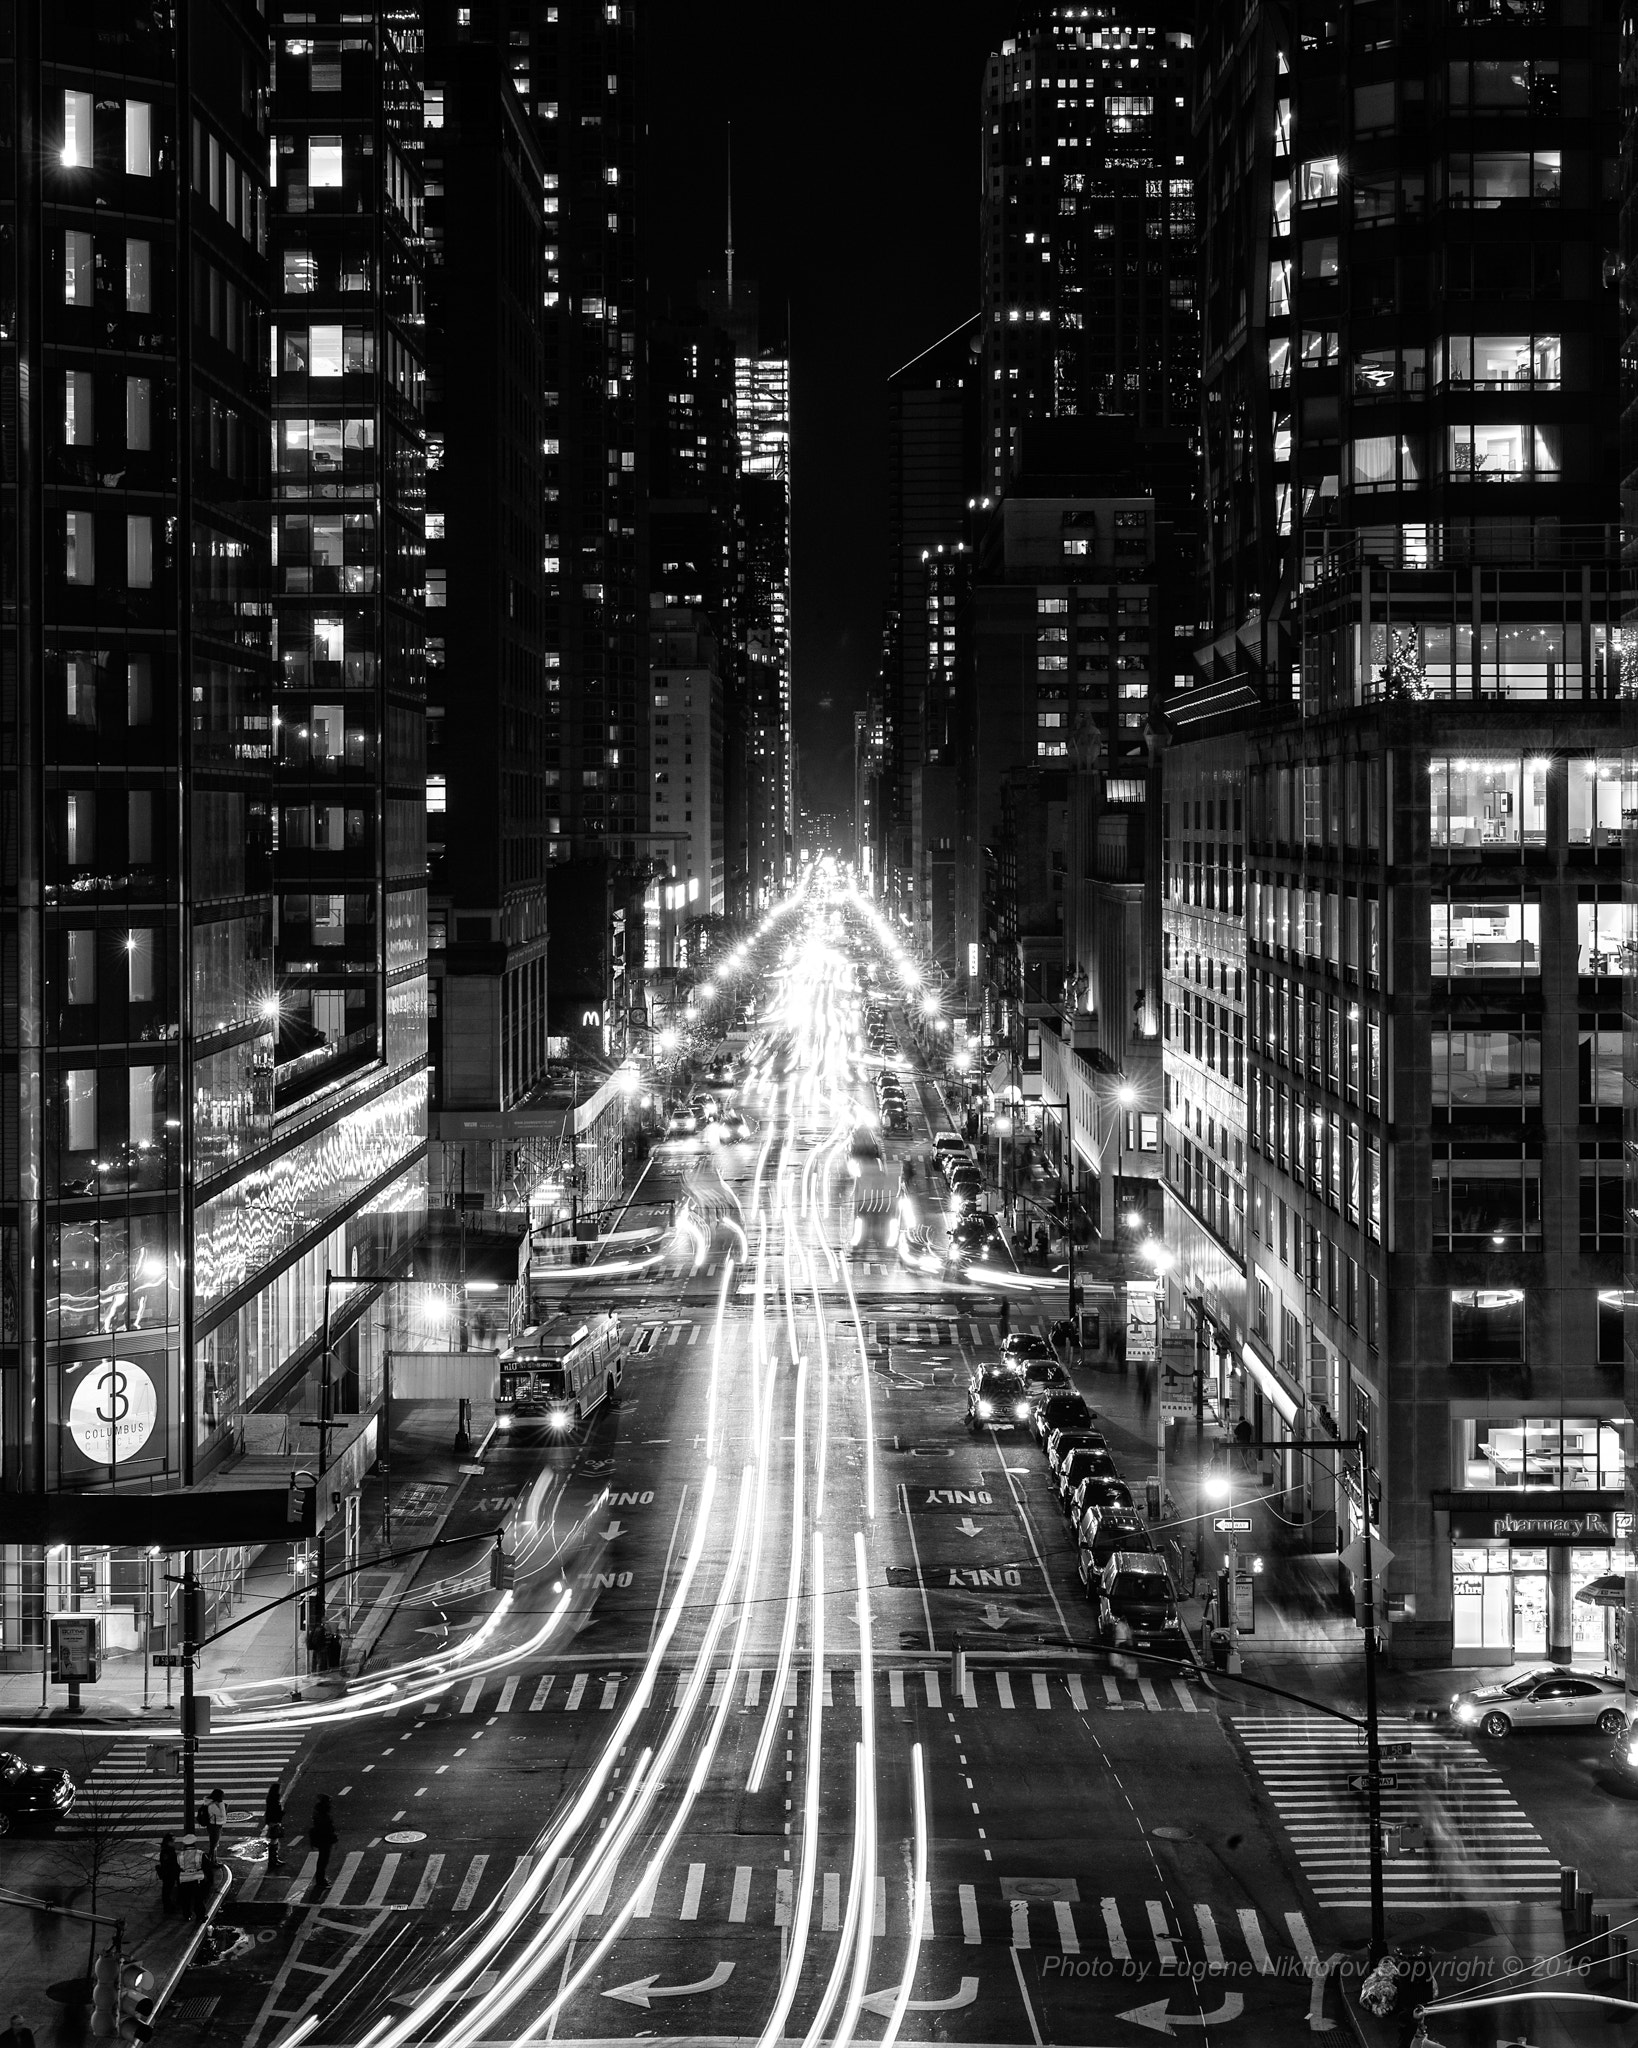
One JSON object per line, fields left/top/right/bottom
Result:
{"left": 1168, "top": 0, "right": 1626, "bottom": 1669}
{"left": 422, "top": 11, "right": 552, "bottom": 1205}
{"left": 981, "top": 5, "right": 1196, "bottom": 498}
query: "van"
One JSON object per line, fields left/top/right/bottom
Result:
{"left": 1094, "top": 1551, "right": 1182, "bottom": 1651}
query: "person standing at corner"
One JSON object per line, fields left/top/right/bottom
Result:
{"left": 998, "top": 1296, "right": 1010, "bottom": 1340}
{"left": 0, "top": 2012, "right": 37, "bottom": 2048}
{"left": 263, "top": 1782, "right": 285, "bottom": 1872}
{"left": 155, "top": 1831, "right": 180, "bottom": 1913}
{"left": 176, "top": 1833, "right": 206, "bottom": 1920}
{"left": 205, "top": 1786, "right": 228, "bottom": 1863}
{"left": 309, "top": 1794, "right": 338, "bottom": 1890}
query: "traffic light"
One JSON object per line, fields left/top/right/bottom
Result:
{"left": 119, "top": 1958, "right": 156, "bottom": 2044}
{"left": 490, "top": 1542, "right": 516, "bottom": 1591}
{"left": 181, "top": 1586, "right": 206, "bottom": 1646}
{"left": 91, "top": 1943, "right": 121, "bottom": 2038}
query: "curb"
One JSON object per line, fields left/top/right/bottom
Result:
{"left": 150, "top": 1861, "right": 233, "bottom": 2025}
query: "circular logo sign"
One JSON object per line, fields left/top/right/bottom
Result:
{"left": 67, "top": 1360, "right": 159, "bottom": 1465}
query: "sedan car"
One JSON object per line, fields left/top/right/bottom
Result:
{"left": 1002, "top": 1333, "right": 1057, "bottom": 1364}
{"left": 966, "top": 1368, "right": 1033, "bottom": 1433}
{"left": 719, "top": 1110, "right": 753, "bottom": 1141}
{"left": 1451, "top": 1666, "right": 1628, "bottom": 1739}
{"left": 1069, "top": 1473, "right": 1135, "bottom": 1525}
{"left": 664, "top": 1108, "right": 699, "bottom": 1139}
{"left": 0, "top": 1753, "right": 75, "bottom": 1835}
{"left": 1017, "top": 1357, "right": 1073, "bottom": 1401}
{"left": 1056, "top": 1445, "right": 1119, "bottom": 1511}
{"left": 1034, "top": 1391, "right": 1095, "bottom": 1445}
{"left": 1047, "top": 1426, "right": 1108, "bottom": 1479}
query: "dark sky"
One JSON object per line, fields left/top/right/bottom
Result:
{"left": 645, "top": 3, "right": 1015, "bottom": 821}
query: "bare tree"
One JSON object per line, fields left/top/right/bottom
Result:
{"left": 44, "top": 1738, "right": 159, "bottom": 1977}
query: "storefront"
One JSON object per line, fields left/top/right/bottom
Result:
{"left": 1443, "top": 1496, "right": 1631, "bottom": 1670}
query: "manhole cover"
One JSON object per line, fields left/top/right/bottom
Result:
{"left": 1151, "top": 1826, "right": 1193, "bottom": 1842}
{"left": 1001, "top": 1877, "right": 1081, "bottom": 1903}
{"left": 384, "top": 1829, "right": 427, "bottom": 1845}
{"left": 231, "top": 1836, "right": 270, "bottom": 1862}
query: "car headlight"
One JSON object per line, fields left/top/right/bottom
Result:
{"left": 1014, "top": 1402, "right": 1031, "bottom": 1420}
{"left": 977, "top": 1399, "right": 994, "bottom": 1419}
{"left": 1455, "top": 1703, "right": 1477, "bottom": 1724}
{"left": 549, "top": 1409, "right": 572, "bottom": 1430}
{"left": 1626, "top": 1745, "right": 1638, "bottom": 1768}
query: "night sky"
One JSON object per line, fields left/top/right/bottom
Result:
{"left": 645, "top": 2, "right": 1016, "bottom": 822}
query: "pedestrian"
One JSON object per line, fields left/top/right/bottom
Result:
{"left": 997, "top": 1296, "right": 1010, "bottom": 1339}
{"left": 263, "top": 1782, "right": 285, "bottom": 1872}
{"left": 0, "top": 2014, "right": 36, "bottom": 2048}
{"left": 1035, "top": 1224, "right": 1049, "bottom": 1264}
{"left": 309, "top": 1794, "right": 337, "bottom": 1890}
{"left": 1137, "top": 1360, "right": 1153, "bottom": 1423}
{"left": 1233, "top": 1415, "right": 1255, "bottom": 1470}
{"left": 205, "top": 1786, "right": 228, "bottom": 1861}
{"left": 155, "top": 1831, "right": 180, "bottom": 1913}
{"left": 176, "top": 1834, "right": 206, "bottom": 1920}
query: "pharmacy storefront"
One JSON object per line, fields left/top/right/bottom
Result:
{"left": 1446, "top": 1499, "right": 1631, "bottom": 1671}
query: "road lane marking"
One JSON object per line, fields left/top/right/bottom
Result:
{"left": 1171, "top": 1678, "right": 1197, "bottom": 1712}
{"left": 1239, "top": 1908, "right": 1273, "bottom": 1973}
{"left": 1287, "top": 1912, "right": 1322, "bottom": 1974}
{"left": 460, "top": 1679, "right": 484, "bottom": 1714}
{"left": 498, "top": 1676, "right": 520, "bottom": 1713}
{"left": 453, "top": 1855, "right": 488, "bottom": 1911}
{"left": 541, "top": 1857, "right": 573, "bottom": 1914}
{"left": 1101, "top": 1897, "right": 1130, "bottom": 1960}
{"left": 960, "top": 1668, "right": 977, "bottom": 1708}
{"left": 565, "top": 1673, "right": 588, "bottom": 1710}
{"left": 889, "top": 1669, "right": 905, "bottom": 1706}
{"left": 412, "top": 1855, "right": 443, "bottom": 1909}
{"left": 680, "top": 1861, "right": 706, "bottom": 1920}
{"left": 730, "top": 1866, "right": 752, "bottom": 1922}
{"left": 1032, "top": 1673, "right": 1050, "bottom": 1709}
{"left": 584, "top": 1862, "right": 614, "bottom": 1915}
{"left": 498, "top": 1855, "right": 533, "bottom": 1910}
{"left": 1138, "top": 1677, "right": 1162, "bottom": 1711}
{"left": 746, "top": 1667, "right": 762, "bottom": 1707}
{"left": 921, "top": 1880, "right": 936, "bottom": 1938}
{"left": 633, "top": 1864, "right": 659, "bottom": 1918}
{"left": 1067, "top": 1675, "right": 1087, "bottom": 1709}
{"left": 820, "top": 1667, "right": 833, "bottom": 1707}
{"left": 1146, "top": 1900, "right": 1177, "bottom": 1969}
{"left": 1010, "top": 1946, "right": 1045, "bottom": 2048}
{"left": 996, "top": 1673, "right": 1015, "bottom": 1710}
{"left": 325, "top": 1852, "right": 364, "bottom": 1904}
{"left": 875, "top": 1875, "right": 887, "bottom": 1937}
{"left": 775, "top": 1868, "right": 792, "bottom": 1926}
{"left": 924, "top": 1671, "right": 942, "bottom": 1706}
{"left": 365, "top": 1854, "right": 400, "bottom": 1907}
{"left": 1196, "top": 1904, "right": 1225, "bottom": 1967}
{"left": 1009, "top": 1898, "right": 1030, "bottom": 1948}
{"left": 823, "top": 1871, "right": 841, "bottom": 1930}
{"left": 529, "top": 1675, "right": 554, "bottom": 1711}
{"left": 709, "top": 1670, "right": 728, "bottom": 1708}
{"left": 960, "top": 1883, "right": 980, "bottom": 1943}
{"left": 1053, "top": 1900, "right": 1079, "bottom": 1953}
{"left": 898, "top": 1481, "right": 937, "bottom": 1651}
{"left": 783, "top": 1666, "right": 799, "bottom": 1707}
{"left": 1103, "top": 1675, "right": 1121, "bottom": 1704}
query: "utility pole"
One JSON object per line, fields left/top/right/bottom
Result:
{"left": 1361, "top": 1483, "right": 1387, "bottom": 1963}
{"left": 311, "top": 1274, "right": 336, "bottom": 1658}
{"left": 181, "top": 1554, "right": 198, "bottom": 1834}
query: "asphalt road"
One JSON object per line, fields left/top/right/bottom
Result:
{"left": 17, "top": 908, "right": 1613, "bottom": 2046}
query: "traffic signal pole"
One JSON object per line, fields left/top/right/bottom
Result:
{"left": 1361, "top": 1508, "right": 1386, "bottom": 1962}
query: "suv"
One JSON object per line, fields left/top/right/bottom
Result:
{"left": 1095, "top": 1552, "right": 1183, "bottom": 1652}
{"left": 1077, "top": 1511, "right": 1152, "bottom": 1587}
{"left": 966, "top": 1368, "right": 1032, "bottom": 1433}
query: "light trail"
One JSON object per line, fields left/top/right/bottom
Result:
{"left": 830, "top": 1534, "right": 879, "bottom": 2048}
{"left": 750, "top": 1531, "right": 827, "bottom": 2048}
{"left": 879, "top": 1743, "right": 930, "bottom": 2048}
{"left": 747, "top": 1342, "right": 807, "bottom": 1792}
{"left": 797, "top": 1739, "right": 866, "bottom": 2048}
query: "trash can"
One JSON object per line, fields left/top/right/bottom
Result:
{"left": 1209, "top": 1628, "right": 1231, "bottom": 1671}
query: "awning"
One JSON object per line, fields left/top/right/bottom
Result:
{"left": 1240, "top": 1343, "right": 1298, "bottom": 1427}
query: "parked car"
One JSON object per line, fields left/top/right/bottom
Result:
{"left": 1046, "top": 1426, "right": 1107, "bottom": 1479}
{"left": 1056, "top": 1445, "right": 1119, "bottom": 1511}
{"left": 1016, "top": 1357, "right": 1073, "bottom": 1402}
{"left": 1094, "top": 1552, "right": 1185, "bottom": 1653}
{"left": 1077, "top": 1508, "right": 1151, "bottom": 1585}
{"left": 966, "top": 1368, "right": 1032, "bottom": 1433}
{"left": 0, "top": 1753, "right": 75, "bottom": 1834}
{"left": 1033, "top": 1391, "right": 1095, "bottom": 1446}
{"left": 1070, "top": 1476, "right": 1138, "bottom": 1529}
{"left": 1451, "top": 1667, "right": 1628, "bottom": 1739}
{"left": 1002, "top": 1333, "right": 1056, "bottom": 1364}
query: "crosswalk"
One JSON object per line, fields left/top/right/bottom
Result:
{"left": 62, "top": 1728, "right": 307, "bottom": 1835}
{"left": 393, "top": 1663, "right": 1204, "bottom": 1720}
{"left": 234, "top": 1845, "right": 1319, "bottom": 1972}
{"left": 1236, "top": 1714, "right": 1560, "bottom": 1904}
{"left": 635, "top": 1313, "right": 1026, "bottom": 1348}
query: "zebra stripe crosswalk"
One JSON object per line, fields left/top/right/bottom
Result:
{"left": 60, "top": 1728, "right": 306, "bottom": 1835}
{"left": 396, "top": 1662, "right": 1202, "bottom": 1719}
{"left": 233, "top": 1844, "right": 1317, "bottom": 1973}
{"left": 1235, "top": 1714, "right": 1560, "bottom": 1904}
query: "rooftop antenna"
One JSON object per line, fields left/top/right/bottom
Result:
{"left": 725, "top": 122, "right": 734, "bottom": 310}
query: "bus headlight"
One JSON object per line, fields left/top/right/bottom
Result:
{"left": 549, "top": 1409, "right": 573, "bottom": 1431}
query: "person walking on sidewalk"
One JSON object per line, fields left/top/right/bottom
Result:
{"left": 263, "top": 1783, "right": 285, "bottom": 1872}
{"left": 176, "top": 1834, "right": 207, "bottom": 1920}
{"left": 0, "top": 2013, "right": 37, "bottom": 2048}
{"left": 309, "top": 1795, "right": 338, "bottom": 1890}
{"left": 997, "top": 1296, "right": 1010, "bottom": 1340}
{"left": 155, "top": 1831, "right": 180, "bottom": 1913}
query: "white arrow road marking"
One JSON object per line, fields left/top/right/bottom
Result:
{"left": 956, "top": 1516, "right": 983, "bottom": 1537}
{"left": 599, "top": 1961, "right": 735, "bottom": 2009}
{"left": 980, "top": 1603, "right": 1007, "bottom": 1629}
{"left": 600, "top": 1520, "right": 624, "bottom": 1540}
{"left": 1118, "top": 1993, "right": 1245, "bottom": 2035}
{"left": 1307, "top": 1952, "right": 1348, "bottom": 2032}
{"left": 860, "top": 1975, "right": 979, "bottom": 2017}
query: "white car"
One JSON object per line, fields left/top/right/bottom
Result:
{"left": 1450, "top": 1665, "right": 1627, "bottom": 1739}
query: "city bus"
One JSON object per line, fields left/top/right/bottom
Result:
{"left": 498, "top": 1312, "right": 624, "bottom": 1433}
